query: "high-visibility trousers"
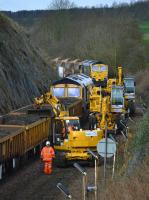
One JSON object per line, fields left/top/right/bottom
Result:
{"left": 43, "top": 161, "right": 53, "bottom": 174}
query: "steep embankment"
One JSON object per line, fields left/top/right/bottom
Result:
{"left": 0, "top": 13, "right": 53, "bottom": 114}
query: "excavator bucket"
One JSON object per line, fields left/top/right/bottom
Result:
{"left": 28, "top": 105, "right": 55, "bottom": 117}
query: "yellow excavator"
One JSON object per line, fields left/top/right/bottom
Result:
{"left": 89, "top": 66, "right": 127, "bottom": 134}
{"left": 111, "top": 65, "right": 136, "bottom": 115}
{"left": 31, "top": 91, "right": 104, "bottom": 166}
{"left": 89, "top": 86, "right": 124, "bottom": 134}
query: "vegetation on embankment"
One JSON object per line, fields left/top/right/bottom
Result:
{"left": 136, "top": 19, "right": 149, "bottom": 105}
{"left": 132, "top": 110, "right": 149, "bottom": 151}
{"left": 100, "top": 110, "right": 149, "bottom": 199}
{"left": 128, "top": 110, "right": 149, "bottom": 170}
{"left": 135, "top": 70, "right": 149, "bottom": 106}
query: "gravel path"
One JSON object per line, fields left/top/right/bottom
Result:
{"left": 0, "top": 159, "right": 96, "bottom": 200}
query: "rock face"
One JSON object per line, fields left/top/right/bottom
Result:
{"left": 0, "top": 13, "right": 52, "bottom": 114}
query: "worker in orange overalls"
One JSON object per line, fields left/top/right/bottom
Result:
{"left": 40, "top": 141, "right": 55, "bottom": 175}
{"left": 67, "top": 124, "right": 74, "bottom": 133}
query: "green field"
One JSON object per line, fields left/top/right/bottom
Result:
{"left": 140, "top": 21, "right": 149, "bottom": 33}
{"left": 140, "top": 21, "right": 149, "bottom": 42}
{"left": 140, "top": 21, "right": 149, "bottom": 43}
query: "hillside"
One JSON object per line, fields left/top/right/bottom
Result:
{"left": 3, "top": 2, "right": 148, "bottom": 73}
{"left": 0, "top": 13, "right": 54, "bottom": 114}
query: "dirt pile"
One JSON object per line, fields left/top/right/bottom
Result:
{"left": 0, "top": 13, "right": 53, "bottom": 114}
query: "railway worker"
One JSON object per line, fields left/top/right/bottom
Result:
{"left": 40, "top": 141, "right": 55, "bottom": 175}
{"left": 62, "top": 126, "right": 66, "bottom": 138}
{"left": 67, "top": 123, "right": 74, "bottom": 133}
{"left": 62, "top": 125, "right": 72, "bottom": 138}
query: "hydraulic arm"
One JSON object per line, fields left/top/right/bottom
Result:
{"left": 117, "top": 66, "right": 123, "bottom": 86}
{"left": 34, "top": 92, "right": 65, "bottom": 117}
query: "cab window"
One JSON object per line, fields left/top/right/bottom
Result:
{"left": 92, "top": 65, "right": 107, "bottom": 72}
{"left": 124, "top": 79, "right": 135, "bottom": 93}
{"left": 112, "top": 88, "right": 124, "bottom": 105}
{"left": 100, "top": 66, "right": 107, "bottom": 72}
{"left": 65, "top": 119, "right": 80, "bottom": 131}
{"left": 92, "top": 65, "right": 99, "bottom": 72}
{"left": 53, "top": 88, "right": 65, "bottom": 97}
{"left": 67, "top": 88, "right": 80, "bottom": 97}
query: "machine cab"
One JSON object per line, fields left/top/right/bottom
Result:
{"left": 53, "top": 117, "right": 80, "bottom": 145}
{"left": 124, "top": 78, "right": 135, "bottom": 100}
{"left": 111, "top": 86, "right": 124, "bottom": 113}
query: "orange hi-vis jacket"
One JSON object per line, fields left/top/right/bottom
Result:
{"left": 41, "top": 146, "right": 55, "bottom": 162}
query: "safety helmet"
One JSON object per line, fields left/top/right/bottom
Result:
{"left": 46, "top": 141, "right": 50, "bottom": 146}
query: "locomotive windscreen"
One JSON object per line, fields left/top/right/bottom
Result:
{"left": 92, "top": 65, "right": 107, "bottom": 72}
{"left": 68, "top": 88, "right": 81, "bottom": 97}
{"left": 53, "top": 88, "right": 65, "bottom": 97}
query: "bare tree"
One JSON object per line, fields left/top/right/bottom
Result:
{"left": 50, "top": 0, "right": 76, "bottom": 10}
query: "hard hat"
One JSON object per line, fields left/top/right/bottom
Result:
{"left": 46, "top": 141, "right": 50, "bottom": 146}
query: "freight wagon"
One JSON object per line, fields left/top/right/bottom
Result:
{"left": 0, "top": 96, "right": 86, "bottom": 179}
{"left": 0, "top": 110, "right": 51, "bottom": 179}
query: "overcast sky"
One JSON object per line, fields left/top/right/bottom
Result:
{"left": 0, "top": 0, "right": 138, "bottom": 11}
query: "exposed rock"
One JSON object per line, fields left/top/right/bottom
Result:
{"left": 0, "top": 13, "right": 53, "bottom": 114}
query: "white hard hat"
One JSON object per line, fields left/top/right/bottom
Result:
{"left": 46, "top": 141, "right": 50, "bottom": 146}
